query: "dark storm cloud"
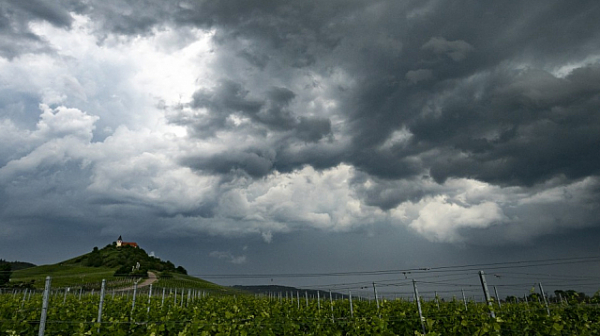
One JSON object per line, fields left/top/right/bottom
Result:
{"left": 335, "top": 1, "right": 600, "bottom": 190}
{"left": 0, "top": 0, "right": 76, "bottom": 58}
{"left": 0, "top": 1, "right": 68, "bottom": 58}
{"left": 181, "top": 80, "right": 331, "bottom": 139}
{"left": 419, "top": 65, "right": 600, "bottom": 186}
{"left": 154, "top": 0, "right": 600, "bottom": 212}
{"left": 295, "top": 117, "right": 331, "bottom": 143}
{"left": 9, "top": 0, "right": 73, "bottom": 28}
{"left": 182, "top": 149, "right": 275, "bottom": 178}
{"left": 3, "top": 0, "right": 600, "bottom": 253}
{"left": 57, "top": 0, "right": 172, "bottom": 36}
{"left": 173, "top": 78, "right": 333, "bottom": 177}
{"left": 349, "top": 171, "right": 429, "bottom": 210}
{"left": 185, "top": 80, "right": 263, "bottom": 137}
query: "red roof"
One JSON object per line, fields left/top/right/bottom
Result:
{"left": 121, "top": 242, "right": 138, "bottom": 248}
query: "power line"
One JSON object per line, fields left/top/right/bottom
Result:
{"left": 192, "top": 255, "right": 600, "bottom": 279}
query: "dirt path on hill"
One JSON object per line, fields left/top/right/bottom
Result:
{"left": 115, "top": 271, "right": 157, "bottom": 291}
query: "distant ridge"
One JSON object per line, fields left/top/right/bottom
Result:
{"left": 0, "top": 260, "right": 36, "bottom": 271}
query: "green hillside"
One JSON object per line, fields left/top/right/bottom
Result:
{"left": 9, "top": 242, "right": 229, "bottom": 292}
{"left": 63, "top": 242, "right": 188, "bottom": 276}
{"left": 11, "top": 264, "right": 118, "bottom": 289}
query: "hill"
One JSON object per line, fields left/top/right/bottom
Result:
{"left": 0, "top": 260, "right": 36, "bottom": 271}
{"left": 9, "top": 242, "right": 230, "bottom": 293}
{"left": 63, "top": 242, "right": 188, "bottom": 277}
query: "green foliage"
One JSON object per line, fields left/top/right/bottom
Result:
{"left": 159, "top": 271, "right": 173, "bottom": 279}
{"left": 0, "top": 261, "right": 12, "bottom": 286}
{"left": 12, "top": 264, "right": 222, "bottom": 291}
{"left": 11, "top": 264, "right": 118, "bottom": 289}
{"left": 13, "top": 243, "right": 189, "bottom": 290}
{"left": 2, "top": 291, "right": 600, "bottom": 335}
{"left": 85, "top": 247, "right": 104, "bottom": 267}
{"left": 73, "top": 244, "right": 187, "bottom": 275}
{"left": 0, "top": 260, "right": 35, "bottom": 271}
{"left": 113, "top": 265, "right": 133, "bottom": 277}
{"left": 555, "top": 289, "right": 588, "bottom": 304}
{"left": 113, "top": 265, "right": 148, "bottom": 278}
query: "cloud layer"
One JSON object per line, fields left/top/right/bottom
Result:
{"left": 2, "top": 0, "right": 600, "bottom": 257}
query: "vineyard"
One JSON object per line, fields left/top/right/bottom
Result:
{"left": 2, "top": 278, "right": 600, "bottom": 335}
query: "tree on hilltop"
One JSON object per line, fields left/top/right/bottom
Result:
{"left": 0, "top": 260, "right": 12, "bottom": 286}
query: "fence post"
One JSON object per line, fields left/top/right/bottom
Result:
{"left": 97, "top": 279, "right": 106, "bottom": 333}
{"left": 539, "top": 283, "right": 550, "bottom": 316}
{"left": 317, "top": 291, "right": 321, "bottom": 310}
{"left": 21, "top": 289, "right": 28, "bottom": 309}
{"left": 558, "top": 293, "right": 565, "bottom": 305}
{"left": 373, "top": 282, "right": 380, "bottom": 311}
{"left": 412, "top": 280, "right": 426, "bottom": 335}
{"left": 146, "top": 284, "right": 153, "bottom": 316}
{"left": 494, "top": 286, "right": 502, "bottom": 308}
{"left": 329, "top": 290, "right": 334, "bottom": 322}
{"left": 131, "top": 281, "right": 138, "bottom": 313}
{"left": 38, "top": 276, "right": 51, "bottom": 336}
{"left": 349, "top": 290, "right": 354, "bottom": 317}
{"left": 478, "top": 271, "right": 496, "bottom": 318}
{"left": 461, "top": 288, "right": 468, "bottom": 311}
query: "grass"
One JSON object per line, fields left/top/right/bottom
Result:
{"left": 11, "top": 264, "right": 118, "bottom": 289}
{"left": 9, "top": 244, "right": 230, "bottom": 292}
{"left": 12, "top": 264, "right": 232, "bottom": 293}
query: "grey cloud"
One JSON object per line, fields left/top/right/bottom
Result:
{"left": 192, "top": 80, "right": 263, "bottom": 114}
{"left": 182, "top": 149, "right": 275, "bottom": 178}
{"left": 4, "top": 0, "right": 600, "bottom": 258}
{"left": 296, "top": 117, "right": 331, "bottom": 142}
{"left": 61, "top": 0, "right": 173, "bottom": 36}
{"left": 0, "top": 8, "right": 49, "bottom": 59}
{"left": 405, "top": 69, "right": 433, "bottom": 84}
{"left": 174, "top": 80, "right": 332, "bottom": 168}
{"left": 6, "top": 0, "right": 600, "bottom": 190}
{"left": 237, "top": 48, "right": 270, "bottom": 69}
{"left": 9, "top": 0, "right": 73, "bottom": 28}
{"left": 421, "top": 36, "right": 473, "bottom": 61}
{"left": 255, "top": 87, "right": 297, "bottom": 131}
{"left": 416, "top": 66, "right": 600, "bottom": 186}
{"left": 350, "top": 171, "right": 429, "bottom": 210}
{"left": 172, "top": 0, "right": 600, "bottom": 193}
{"left": 0, "top": 0, "right": 75, "bottom": 58}
{"left": 209, "top": 250, "right": 247, "bottom": 264}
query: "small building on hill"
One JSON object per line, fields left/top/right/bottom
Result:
{"left": 116, "top": 235, "right": 139, "bottom": 248}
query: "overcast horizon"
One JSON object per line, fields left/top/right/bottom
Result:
{"left": 2, "top": 0, "right": 600, "bottom": 297}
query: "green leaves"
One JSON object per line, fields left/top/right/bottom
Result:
{"left": 2, "top": 290, "right": 600, "bottom": 335}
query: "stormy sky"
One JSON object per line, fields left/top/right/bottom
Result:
{"left": 2, "top": 0, "right": 600, "bottom": 296}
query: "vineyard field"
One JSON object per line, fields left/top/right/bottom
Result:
{"left": 2, "top": 287, "right": 600, "bottom": 335}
